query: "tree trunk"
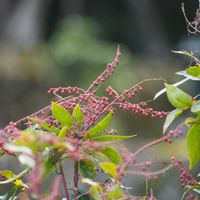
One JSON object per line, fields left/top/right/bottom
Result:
{"left": 126, "top": 0, "right": 170, "bottom": 56}
{"left": 4, "top": 0, "right": 50, "bottom": 47}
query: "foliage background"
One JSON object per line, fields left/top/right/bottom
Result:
{"left": 0, "top": 0, "right": 199, "bottom": 199}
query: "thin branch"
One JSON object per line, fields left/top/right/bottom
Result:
{"left": 58, "top": 162, "right": 70, "bottom": 200}
{"left": 73, "top": 161, "right": 79, "bottom": 199}
{"left": 86, "top": 45, "right": 121, "bottom": 93}
{"left": 181, "top": 3, "right": 200, "bottom": 34}
{"left": 127, "top": 164, "right": 173, "bottom": 177}
{"left": 76, "top": 191, "right": 90, "bottom": 200}
{"left": 99, "top": 78, "right": 165, "bottom": 116}
{"left": 132, "top": 136, "right": 167, "bottom": 158}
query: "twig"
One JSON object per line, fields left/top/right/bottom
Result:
{"left": 181, "top": 3, "right": 200, "bottom": 34}
{"left": 127, "top": 164, "right": 172, "bottom": 177}
{"left": 73, "top": 161, "right": 79, "bottom": 199}
{"left": 58, "top": 162, "right": 70, "bottom": 200}
{"left": 132, "top": 136, "right": 167, "bottom": 158}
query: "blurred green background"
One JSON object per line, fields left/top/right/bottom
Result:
{"left": 0, "top": 0, "right": 199, "bottom": 199}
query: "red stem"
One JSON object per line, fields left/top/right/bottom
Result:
{"left": 73, "top": 161, "right": 79, "bottom": 199}
{"left": 59, "top": 163, "right": 70, "bottom": 200}
{"left": 132, "top": 136, "right": 168, "bottom": 158}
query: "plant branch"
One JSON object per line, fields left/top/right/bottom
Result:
{"left": 132, "top": 136, "right": 168, "bottom": 158}
{"left": 58, "top": 162, "right": 70, "bottom": 200}
{"left": 73, "top": 161, "right": 79, "bottom": 199}
{"left": 127, "top": 164, "right": 172, "bottom": 177}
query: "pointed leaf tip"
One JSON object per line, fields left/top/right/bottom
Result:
{"left": 52, "top": 102, "right": 73, "bottom": 127}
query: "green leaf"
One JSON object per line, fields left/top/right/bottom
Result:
{"left": 107, "top": 185, "right": 125, "bottom": 200}
{"left": 186, "top": 123, "right": 200, "bottom": 169}
{"left": 43, "top": 156, "right": 56, "bottom": 178}
{"left": 191, "top": 101, "right": 200, "bottom": 114}
{"left": 57, "top": 126, "right": 68, "bottom": 139}
{"left": 83, "top": 111, "right": 113, "bottom": 139}
{"left": 29, "top": 117, "right": 60, "bottom": 134}
{"left": 153, "top": 78, "right": 189, "bottom": 100}
{"left": 41, "top": 123, "right": 60, "bottom": 134}
{"left": 90, "top": 185, "right": 103, "bottom": 200}
{"left": 79, "top": 159, "right": 96, "bottom": 180}
{"left": 101, "top": 147, "right": 122, "bottom": 164}
{"left": 165, "top": 83, "right": 193, "bottom": 109}
{"left": 185, "top": 117, "right": 197, "bottom": 126}
{"left": 0, "top": 150, "right": 3, "bottom": 157}
{"left": 181, "top": 185, "right": 200, "bottom": 200}
{"left": 99, "top": 162, "right": 118, "bottom": 178}
{"left": 73, "top": 104, "right": 84, "bottom": 123}
{"left": 52, "top": 102, "right": 73, "bottom": 127}
{"left": 186, "top": 65, "right": 200, "bottom": 77}
{"left": 0, "top": 185, "right": 24, "bottom": 200}
{"left": 6, "top": 185, "right": 24, "bottom": 200}
{"left": 91, "top": 134, "right": 136, "bottom": 142}
{"left": 176, "top": 70, "right": 200, "bottom": 81}
{"left": 163, "top": 108, "right": 183, "bottom": 134}
{"left": 0, "top": 169, "right": 29, "bottom": 186}
{"left": 172, "top": 50, "right": 200, "bottom": 63}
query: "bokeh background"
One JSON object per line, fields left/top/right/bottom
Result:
{"left": 0, "top": 0, "right": 200, "bottom": 199}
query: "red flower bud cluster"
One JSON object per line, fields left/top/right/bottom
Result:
{"left": 171, "top": 157, "right": 199, "bottom": 188}
{"left": 118, "top": 103, "right": 168, "bottom": 119}
{"left": 48, "top": 86, "right": 83, "bottom": 96}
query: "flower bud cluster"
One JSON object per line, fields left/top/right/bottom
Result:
{"left": 118, "top": 103, "right": 168, "bottom": 119}
{"left": 164, "top": 129, "right": 183, "bottom": 143}
{"left": 171, "top": 157, "right": 199, "bottom": 188}
{"left": 48, "top": 86, "right": 82, "bottom": 96}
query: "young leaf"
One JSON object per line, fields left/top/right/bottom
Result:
{"left": 172, "top": 50, "right": 200, "bottom": 63}
{"left": 176, "top": 70, "right": 200, "bottom": 81}
{"left": 184, "top": 117, "right": 197, "bottom": 126}
{"left": 57, "top": 126, "right": 68, "bottom": 139}
{"left": 186, "top": 123, "right": 200, "bottom": 169}
{"left": 99, "top": 162, "right": 118, "bottom": 178}
{"left": 165, "top": 83, "right": 193, "bottom": 109}
{"left": 41, "top": 123, "right": 60, "bottom": 134}
{"left": 73, "top": 104, "right": 84, "bottom": 123}
{"left": 0, "top": 168, "right": 29, "bottom": 186}
{"left": 83, "top": 111, "right": 113, "bottom": 139}
{"left": 90, "top": 185, "right": 103, "bottom": 200}
{"left": 90, "top": 134, "right": 136, "bottom": 142}
{"left": 163, "top": 108, "right": 183, "bottom": 134}
{"left": 186, "top": 65, "right": 200, "bottom": 77}
{"left": 101, "top": 147, "right": 122, "bottom": 164}
{"left": 29, "top": 117, "right": 60, "bottom": 134}
{"left": 191, "top": 101, "right": 200, "bottom": 114}
{"left": 52, "top": 102, "right": 73, "bottom": 127}
{"left": 107, "top": 185, "right": 125, "bottom": 200}
{"left": 79, "top": 159, "right": 96, "bottom": 180}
